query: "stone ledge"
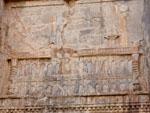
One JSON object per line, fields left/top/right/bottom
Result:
{"left": 0, "top": 92, "right": 149, "bottom": 99}
{"left": 5, "top": 0, "right": 134, "bottom": 8}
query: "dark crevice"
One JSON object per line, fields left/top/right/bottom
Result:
{"left": 64, "top": 0, "right": 77, "bottom": 7}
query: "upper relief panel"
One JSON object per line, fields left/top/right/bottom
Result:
{"left": 3, "top": 0, "right": 144, "bottom": 53}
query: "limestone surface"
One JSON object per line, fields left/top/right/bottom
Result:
{"left": 0, "top": 0, "right": 150, "bottom": 113}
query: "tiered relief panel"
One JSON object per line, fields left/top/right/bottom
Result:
{"left": 5, "top": 47, "right": 143, "bottom": 97}
{"left": 6, "top": 54, "right": 133, "bottom": 96}
{"left": 0, "top": 0, "right": 149, "bottom": 113}
{"left": 0, "top": 47, "right": 149, "bottom": 113}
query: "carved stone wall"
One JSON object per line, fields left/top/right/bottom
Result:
{"left": 0, "top": 0, "right": 5, "bottom": 95}
{"left": 0, "top": 0, "right": 150, "bottom": 113}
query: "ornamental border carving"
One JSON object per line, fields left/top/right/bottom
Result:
{"left": 0, "top": 103, "right": 150, "bottom": 112}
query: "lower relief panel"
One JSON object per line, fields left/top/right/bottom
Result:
{"left": 0, "top": 55, "right": 149, "bottom": 113}
{"left": 8, "top": 56, "right": 133, "bottom": 97}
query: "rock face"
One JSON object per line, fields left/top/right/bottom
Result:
{"left": 0, "top": 0, "right": 150, "bottom": 112}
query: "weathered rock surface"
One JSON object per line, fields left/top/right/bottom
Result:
{"left": 0, "top": 0, "right": 150, "bottom": 112}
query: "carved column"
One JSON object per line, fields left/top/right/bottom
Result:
{"left": 7, "top": 59, "right": 18, "bottom": 95}
{"left": 132, "top": 53, "right": 141, "bottom": 92}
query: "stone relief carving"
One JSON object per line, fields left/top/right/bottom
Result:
{"left": 0, "top": 0, "right": 149, "bottom": 112}
{"left": 5, "top": 45, "right": 142, "bottom": 97}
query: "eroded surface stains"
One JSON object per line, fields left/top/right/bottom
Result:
{"left": 0, "top": 0, "right": 149, "bottom": 113}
